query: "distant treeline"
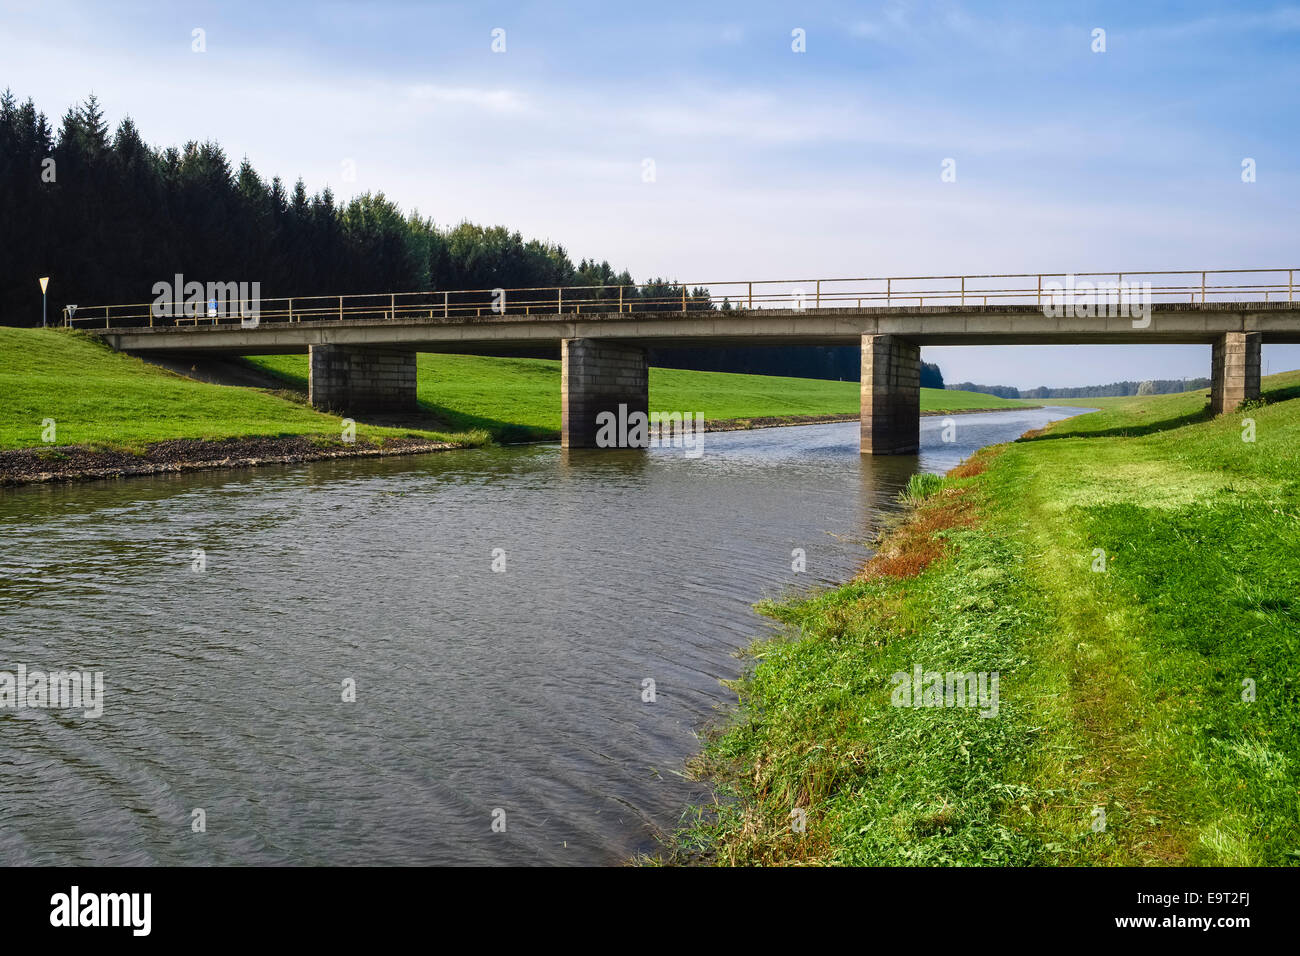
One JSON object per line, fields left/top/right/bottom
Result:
{"left": 649, "top": 348, "right": 944, "bottom": 386}
{"left": 948, "top": 379, "right": 1212, "bottom": 399}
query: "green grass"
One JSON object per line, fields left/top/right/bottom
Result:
{"left": 0, "top": 327, "right": 1027, "bottom": 453}
{"left": 0, "top": 328, "right": 487, "bottom": 450}
{"left": 920, "top": 387, "right": 1030, "bottom": 412}
{"left": 672, "top": 371, "right": 1300, "bottom": 866}
{"left": 247, "top": 353, "right": 1027, "bottom": 442}
{"left": 1044, "top": 394, "right": 1200, "bottom": 409}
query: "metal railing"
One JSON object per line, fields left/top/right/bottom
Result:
{"left": 69, "top": 267, "right": 1299, "bottom": 331}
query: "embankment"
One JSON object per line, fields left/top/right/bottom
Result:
{"left": 671, "top": 371, "right": 1300, "bottom": 866}
{"left": 0, "top": 435, "right": 461, "bottom": 486}
{"left": 0, "top": 327, "right": 491, "bottom": 486}
{"left": 1, "top": 328, "right": 1030, "bottom": 485}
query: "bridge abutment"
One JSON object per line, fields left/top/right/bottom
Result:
{"left": 561, "top": 338, "right": 649, "bottom": 449}
{"left": 861, "top": 334, "right": 921, "bottom": 455}
{"left": 1210, "top": 332, "right": 1261, "bottom": 415}
{"left": 308, "top": 344, "right": 417, "bottom": 415}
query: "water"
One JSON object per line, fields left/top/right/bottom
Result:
{"left": 0, "top": 406, "right": 1086, "bottom": 865}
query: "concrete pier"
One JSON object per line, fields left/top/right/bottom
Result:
{"left": 308, "top": 344, "right": 417, "bottom": 414}
{"left": 1210, "top": 332, "right": 1262, "bottom": 415}
{"left": 561, "top": 338, "right": 648, "bottom": 449}
{"left": 861, "top": 334, "right": 921, "bottom": 455}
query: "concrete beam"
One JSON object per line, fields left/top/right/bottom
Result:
{"left": 308, "top": 344, "right": 417, "bottom": 415}
{"left": 861, "top": 334, "right": 920, "bottom": 455}
{"left": 1210, "top": 331, "right": 1262, "bottom": 415}
{"left": 561, "top": 338, "right": 648, "bottom": 449}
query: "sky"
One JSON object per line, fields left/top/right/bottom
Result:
{"left": 3, "top": 0, "right": 1299, "bottom": 387}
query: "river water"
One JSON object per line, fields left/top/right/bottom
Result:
{"left": 0, "top": 406, "right": 1086, "bottom": 865}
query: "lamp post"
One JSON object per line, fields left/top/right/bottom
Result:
{"left": 38, "top": 276, "right": 50, "bottom": 327}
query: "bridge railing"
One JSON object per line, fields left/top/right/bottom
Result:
{"left": 68, "top": 268, "right": 1298, "bottom": 330}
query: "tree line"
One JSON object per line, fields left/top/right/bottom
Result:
{"left": 948, "top": 378, "right": 1212, "bottom": 399}
{"left": 0, "top": 91, "right": 943, "bottom": 386}
{"left": 0, "top": 92, "right": 709, "bottom": 325}
{"left": 650, "top": 347, "right": 944, "bottom": 387}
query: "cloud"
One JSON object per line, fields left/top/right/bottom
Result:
{"left": 404, "top": 84, "right": 527, "bottom": 113}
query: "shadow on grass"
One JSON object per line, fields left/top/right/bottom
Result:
{"left": 1017, "top": 405, "right": 1214, "bottom": 442}
{"left": 234, "top": 358, "right": 554, "bottom": 443}
{"left": 1020, "top": 382, "right": 1300, "bottom": 443}
{"left": 306, "top": 402, "right": 552, "bottom": 443}
{"left": 411, "top": 402, "right": 556, "bottom": 444}
{"left": 1263, "top": 382, "right": 1300, "bottom": 404}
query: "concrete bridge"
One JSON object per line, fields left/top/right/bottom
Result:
{"left": 78, "top": 268, "right": 1300, "bottom": 453}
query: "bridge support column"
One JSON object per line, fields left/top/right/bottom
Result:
{"left": 861, "top": 334, "right": 920, "bottom": 455}
{"left": 561, "top": 338, "right": 648, "bottom": 449}
{"left": 308, "top": 344, "right": 417, "bottom": 414}
{"left": 1210, "top": 332, "right": 1261, "bottom": 415}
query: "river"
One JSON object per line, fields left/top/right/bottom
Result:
{"left": 0, "top": 406, "right": 1087, "bottom": 865}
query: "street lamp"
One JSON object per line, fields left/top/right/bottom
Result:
{"left": 38, "top": 276, "right": 50, "bottom": 328}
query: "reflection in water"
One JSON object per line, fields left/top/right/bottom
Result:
{"left": 0, "top": 407, "right": 1086, "bottom": 865}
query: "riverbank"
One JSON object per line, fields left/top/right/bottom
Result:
{"left": 0, "top": 406, "right": 1037, "bottom": 486}
{"left": 700, "top": 405, "right": 1041, "bottom": 433}
{"left": 670, "top": 371, "right": 1300, "bottom": 866}
{"left": 1, "top": 327, "right": 1029, "bottom": 486}
{"left": 0, "top": 435, "right": 464, "bottom": 486}
{"left": 0, "top": 327, "right": 489, "bottom": 451}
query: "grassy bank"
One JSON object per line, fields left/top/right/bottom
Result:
{"left": 672, "top": 371, "right": 1300, "bottom": 866}
{"left": 247, "top": 353, "right": 1028, "bottom": 442}
{"left": 2, "top": 327, "right": 1027, "bottom": 457}
{"left": 0, "top": 328, "right": 488, "bottom": 451}
{"left": 3, "top": 327, "right": 1025, "bottom": 456}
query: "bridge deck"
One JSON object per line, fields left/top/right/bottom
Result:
{"left": 78, "top": 269, "right": 1287, "bottom": 452}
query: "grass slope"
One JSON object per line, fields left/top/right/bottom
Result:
{"left": 247, "top": 353, "right": 1028, "bottom": 442}
{"left": 0, "top": 328, "right": 485, "bottom": 450}
{"left": 673, "top": 371, "right": 1300, "bottom": 866}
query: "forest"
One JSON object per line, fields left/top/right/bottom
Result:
{"left": 0, "top": 93, "right": 693, "bottom": 320}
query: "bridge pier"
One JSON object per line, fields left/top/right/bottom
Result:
{"left": 1210, "top": 332, "right": 1261, "bottom": 415}
{"left": 861, "top": 334, "right": 921, "bottom": 455}
{"left": 561, "top": 338, "right": 648, "bottom": 449}
{"left": 308, "top": 344, "right": 417, "bottom": 415}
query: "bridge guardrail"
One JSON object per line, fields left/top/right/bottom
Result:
{"left": 69, "top": 268, "right": 1298, "bottom": 330}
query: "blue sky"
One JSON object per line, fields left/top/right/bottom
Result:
{"left": 3, "top": 0, "right": 1299, "bottom": 387}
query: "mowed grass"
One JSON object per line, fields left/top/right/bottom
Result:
{"left": 1040, "top": 395, "right": 1162, "bottom": 408}
{"left": 247, "top": 353, "right": 1028, "bottom": 442}
{"left": 0, "top": 328, "right": 486, "bottom": 450}
{"left": 671, "top": 371, "right": 1300, "bottom": 866}
{"left": 2, "top": 329, "right": 1027, "bottom": 452}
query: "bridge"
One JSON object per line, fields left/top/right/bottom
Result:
{"left": 76, "top": 268, "right": 1300, "bottom": 454}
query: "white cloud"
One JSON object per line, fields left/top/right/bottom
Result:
{"left": 404, "top": 84, "right": 527, "bottom": 113}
